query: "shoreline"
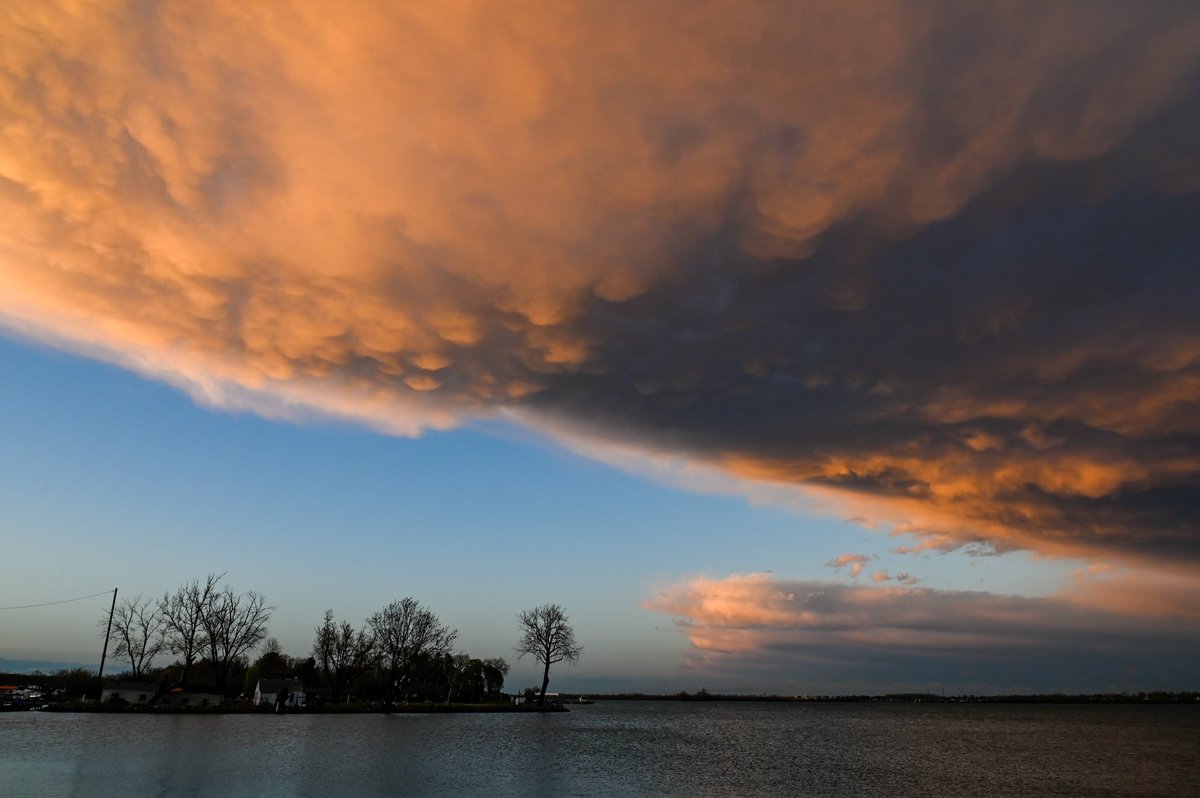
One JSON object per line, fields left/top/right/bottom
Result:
{"left": 26, "top": 702, "right": 569, "bottom": 715}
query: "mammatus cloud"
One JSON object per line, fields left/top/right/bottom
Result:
{"left": 645, "top": 573, "right": 1200, "bottom": 692}
{"left": 2, "top": 2, "right": 1200, "bottom": 565}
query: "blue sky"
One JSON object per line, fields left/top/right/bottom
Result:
{"left": 0, "top": 333, "right": 1078, "bottom": 692}
{"left": 2, "top": 2, "right": 1199, "bottom": 694}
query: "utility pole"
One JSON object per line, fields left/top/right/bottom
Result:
{"left": 95, "top": 588, "right": 117, "bottom": 701}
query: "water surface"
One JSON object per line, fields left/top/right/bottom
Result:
{"left": 3, "top": 702, "right": 1198, "bottom": 796}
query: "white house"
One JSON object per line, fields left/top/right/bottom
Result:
{"left": 100, "top": 681, "right": 157, "bottom": 704}
{"left": 254, "top": 678, "right": 305, "bottom": 707}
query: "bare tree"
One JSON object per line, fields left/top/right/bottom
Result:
{"left": 368, "top": 598, "right": 457, "bottom": 703}
{"left": 99, "top": 594, "right": 165, "bottom": 679}
{"left": 516, "top": 604, "right": 582, "bottom": 705}
{"left": 313, "top": 609, "right": 375, "bottom": 702}
{"left": 200, "top": 584, "right": 272, "bottom": 692}
{"left": 159, "top": 574, "right": 222, "bottom": 687}
{"left": 313, "top": 614, "right": 336, "bottom": 681}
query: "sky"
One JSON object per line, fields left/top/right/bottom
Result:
{"left": 1, "top": 1, "right": 1199, "bottom": 695}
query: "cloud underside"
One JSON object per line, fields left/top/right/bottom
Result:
{"left": 2, "top": 1, "right": 1200, "bottom": 566}
{"left": 646, "top": 573, "right": 1200, "bottom": 692}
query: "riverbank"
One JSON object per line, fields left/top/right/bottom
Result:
{"left": 36, "top": 702, "right": 569, "bottom": 715}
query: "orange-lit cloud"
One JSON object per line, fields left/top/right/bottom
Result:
{"left": 1065, "top": 569, "right": 1200, "bottom": 623}
{"left": 826, "top": 553, "right": 872, "bottom": 579}
{"left": 646, "top": 572, "right": 1200, "bottom": 692}
{"left": 2, "top": 2, "right": 1200, "bottom": 567}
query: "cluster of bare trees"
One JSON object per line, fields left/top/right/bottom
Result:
{"left": 105, "top": 585, "right": 581, "bottom": 705}
{"left": 313, "top": 598, "right": 511, "bottom": 704}
{"left": 369, "top": 597, "right": 458, "bottom": 702}
{"left": 310, "top": 599, "right": 585, "bottom": 705}
{"left": 101, "top": 574, "right": 271, "bottom": 692}
{"left": 312, "top": 609, "right": 376, "bottom": 702}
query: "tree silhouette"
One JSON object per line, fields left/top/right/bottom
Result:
{"left": 515, "top": 604, "right": 582, "bottom": 705}
{"left": 481, "top": 657, "right": 509, "bottom": 699}
{"left": 368, "top": 598, "right": 456, "bottom": 703}
{"left": 158, "top": 574, "right": 222, "bottom": 687}
{"left": 100, "top": 594, "right": 165, "bottom": 679}
{"left": 158, "top": 574, "right": 271, "bottom": 692}
{"left": 200, "top": 584, "right": 271, "bottom": 692}
{"left": 312, "top": 609, "right": 375, "bottom": 702}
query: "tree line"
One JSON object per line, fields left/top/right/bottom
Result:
{"left": 101, "top": 575, "right": 581, "bottom": 705}
{"left": 103, "top": 574, "right": 269, "bottom": 694}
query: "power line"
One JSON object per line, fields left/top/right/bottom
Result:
{"left": 0, "top": 589, "right": 116, "bottom": 611}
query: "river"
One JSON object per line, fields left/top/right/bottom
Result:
{"left": 3, "top": 701, "right": 1198, "bottom": 796}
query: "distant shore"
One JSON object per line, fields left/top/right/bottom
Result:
{"left": 594, "top": 691, "right": 1200, "bottom": 704}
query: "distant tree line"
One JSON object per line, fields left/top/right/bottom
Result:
{"left": 563, "top": 691, "right": 1200, "bottom": 704}
{"left": 96, "top": 577, "right": 582, "bottom": 705}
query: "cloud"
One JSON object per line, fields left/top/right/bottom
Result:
{"left": 870, "top": 571, "right": 921, "bottom": 585}
{"left": 825, "top": 553, "right": 872, "bottom": 579}
{"left": 1065, "top": 569, "right": 1200, "bottom": 623}
{"left": 645, "top": 573, "right": 1200, "bottom": 692}
{"left": 2, "top": 2, "right": 1200, "bottom": 566}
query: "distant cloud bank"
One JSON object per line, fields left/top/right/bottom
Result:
{"left": 645, "top": 572, "right": 1200, "bottom": 693}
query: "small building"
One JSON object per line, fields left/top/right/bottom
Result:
{"left": 254, "top": 678, "right": 305, "bottom": 707}
{"left": 100, "top": 681, "right": 157, "bottom": 704}
{"left": 1, "top": 685, "right": 22, "bottom": 707}
{"left": 513, "top": 691, "right": 558, "bottom": 705}
{"left": 159, "top": 687, "right": 224, "bottom": 707}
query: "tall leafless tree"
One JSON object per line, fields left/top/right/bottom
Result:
{"left": 516, "top": 604, "right": 582, "bottom": 704}
{"left": 312, "top": 609, "right": 375, "bottom": 702}
{"left": 368, "top": 598, "right": 457, "bottom": 703}
{"left": 200, "top": 584, "right": 272, "bottom": 692}
{"left": 158, "top": 574, "right": 222, "bottom": 687}
{"left": 99, "top": 594, "right": 165, "bottom": 679}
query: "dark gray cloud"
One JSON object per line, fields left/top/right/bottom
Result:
{"left": 528, "top": 83, "right": 1200, "bottom": 565}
